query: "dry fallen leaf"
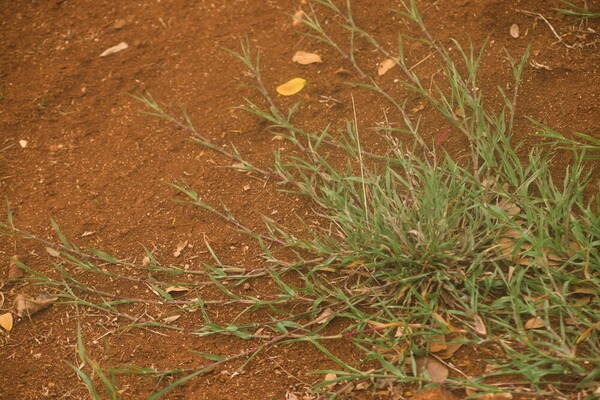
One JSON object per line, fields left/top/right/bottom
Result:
{"left": 292, "top": 51, "right": 322, "bottom": 65}
{"left": 173, "top": 241, "right": 188, "bottom": 258}
{"left": 100, "top": 42, "right": 128, "bottom": 57}
{"left": 377, "top": 58, "right": 395, "bottom": 76}
{"left": 8, "top": 256, "right": 24, "bottom": 280}
{"left": 510, "top": 24, "right": 520, "bottom": 39}
{"left": 316, "top": 307, "right": 334, "bottom": 324}
{"left": 524, "top": 317, "right": 545, "bottom": 330}
{"left": 276, "top": 78, "right": 307, "bottom": 96}
{"left": 428, "top": 335, "right": 448, "bottom": 353}
{"left": 165, "top": 286, "right": 189, "bottom": 295}
{"left": 292, "top": 10, "right": 304, "bottom": 26}
{"left": 437, "top": 335, "right": 464, "bottom": 359}
{"left": 480, "top": 393, "right": 513, "bottom": 400}
{"left": 14, "top": 294, "right": 58, "bottom": 317}
{"left": 45, "top": 247, "right": 60, "bottom": 258}
{"left": 473, "top": 314, "right": 487, "bottom": 336}
{"left": 499, "top": 200, "right": 521, "bottom": 216}
{"left": 415, "top": 356, "right": 448, "bottom": 383}
{"left": 163, "top": 314, "right": 181, "bottom": 324}
{"left": 0, "top": 312, "right": 13, "bottom": 331}
{"left": 142, "top": 256, "right": 151, "bottom": 266}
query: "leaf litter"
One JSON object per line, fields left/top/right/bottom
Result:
{"left": 0, "top": 312, "right": 13, "bottom": 331}
{"left": 377, "top": 58, "right": 396, "bottom": 76}
{"left": 292, "top": 51, "right": 322, "bottom": 65}
{"left": 13, "top": 294, "right": 58, "bottom": 318}
{"left": 276, "top": 78, "right": 307, "bottom": 96}
{"left": 414, "top": 356, "right": 448, "bottom": 383}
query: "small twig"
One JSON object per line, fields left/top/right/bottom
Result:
{"left": 409, "top": 52, "right": 433, "bottom": 71}
{"left": 516, "top": 9, "right": 576, "bottom": 49}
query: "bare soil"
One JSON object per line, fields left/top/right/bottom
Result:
{"left": 1, "top": 0, "right": 598, "bottom": 399}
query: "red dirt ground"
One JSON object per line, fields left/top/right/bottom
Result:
{"left": 1, "top": 0, "right": 598, "bottom": 399}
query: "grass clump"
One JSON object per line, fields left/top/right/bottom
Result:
{"left": 3, "top": 0, "right": 598, "bottom": 398}
{"left": 158, "top": 0, "right": 599, "bottom": 396}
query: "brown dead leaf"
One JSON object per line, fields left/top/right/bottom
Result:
{"left": 510, "top": 24, "right": 520, "bottom": 39}
{"left": 428, "top": 335, "right": 448, "bottom": 353}
{"left": 0, "top": 312, "right": 13, "bottom": 331}
{"left": 316, "top": 307, "right": 334, "bottom": 324}
{"left": 480, "top": 393, "right": 513, "bottom": 400}
{"left": 46, "top": 247, "right": 60, "bottom": 258}
{"left": 497, "top": 237, "right": 516, "bottom": 257}
{"left": 163, "top": 314, "right": 181, "bottom": 324}
{"left": 377, "top": 58, "right": 395, "bottom": 76}
{"left": 14, "top": 294, "right": 58, "bottom": 317}
{"left": 165, "top": 286, "right": 189, "bottom": 295}
{"left": 292, "top": 51, "right": 322, "bottom": 65}
{"left": 473, "top": 314, "right": 487, "bottom": 336}
{"left": 499, "top": 200, "right": 521, "bottom": 216}
{"left": 292, "top": 10, "right": 304, "bottom": 26}
{"left": 8, "top": 256, "right": 24, "bottom": 280}
{"left": 502, "top": 229, "right": 523, "bottom": 239}
{"left": 432, "top": 312, "right": 449, "bottom": 328}
{"left": 142, "top": 256, "right": 151, "bottom": 266}
{"left": 173, "top": 241, "right": 188, "bottom": 258}
{"left": 415, "top": 356, "right": 448, "bottom": 383}
{"left": 437, "top": 334, "right": 465, "bottom": 359}
{"left": 524, "top": 317, "right": 545, "bottom": 330}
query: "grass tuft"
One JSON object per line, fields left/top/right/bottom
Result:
{"left": 2, "top": 0, "right": 598, "bottom": 399}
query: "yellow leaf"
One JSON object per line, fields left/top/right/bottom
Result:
{"left": 0, "top": 313, "right": 13, "bottom": 331}
{"left": 292, "top": 51, "right": 322, "bottom": 65}
{"left": 276, "top": 78, "right": 307, "bottom": 96}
